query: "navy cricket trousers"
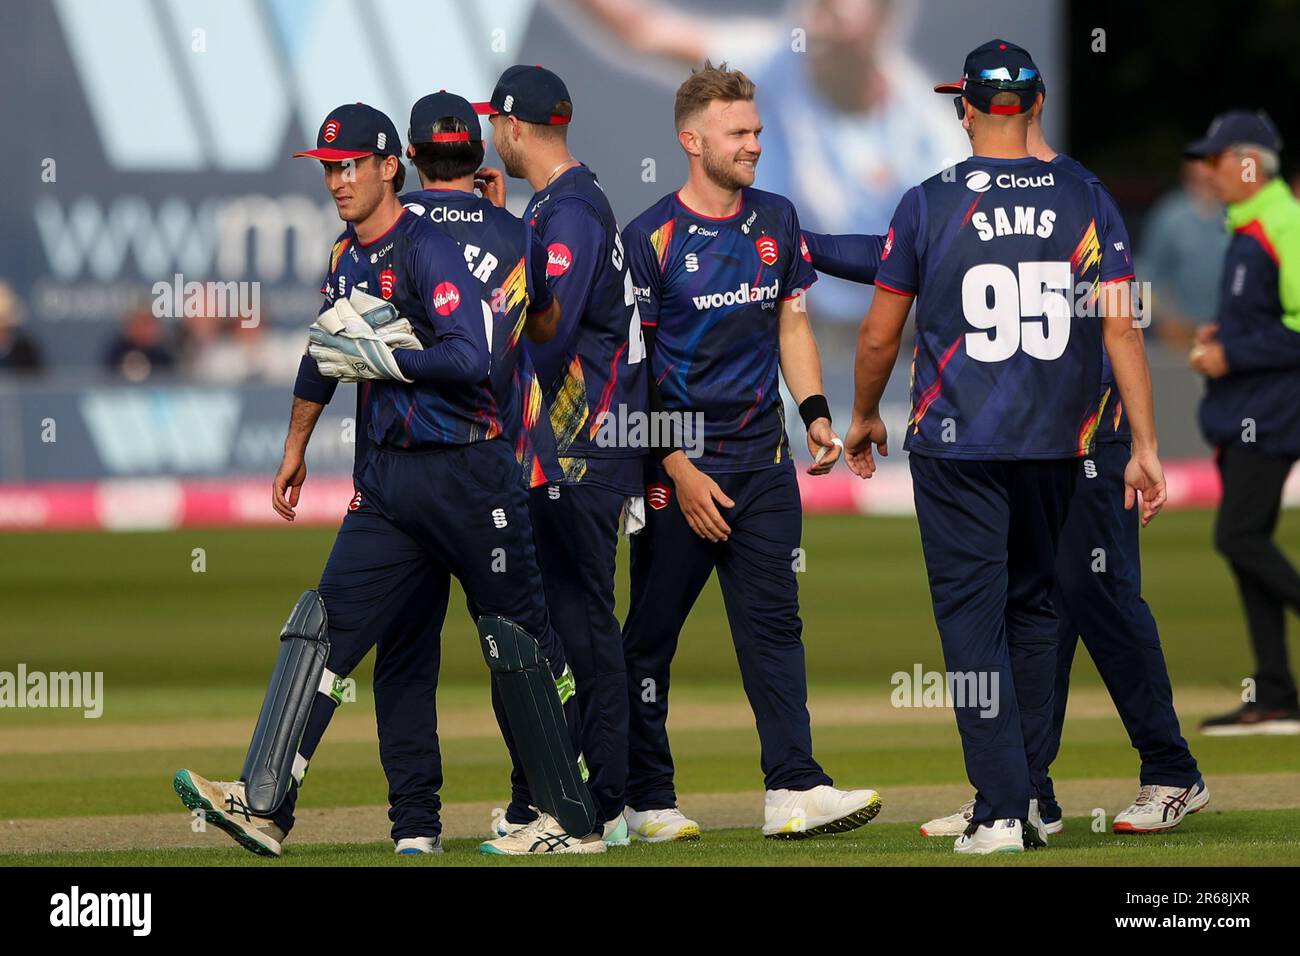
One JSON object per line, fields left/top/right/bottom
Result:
{"left": 270, "top": 439, "right": 573, "bottom": 840}
{"left": 494, "top": 482, "right": 629, "bottom": 824}
{"left": 909, "top": 453, "right": 1076, "bottom": 824}
{"left": 622, "top": 460, "right": 831, "bottom": 810}
{"left": 1040, "top": 441, "right": 1199, "bottom": 813}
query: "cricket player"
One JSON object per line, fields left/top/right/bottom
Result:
{"left": 619, "top": 63, "right": 880, "bottom": 841}
{"left": 843, "top": 40, "right": 1166, "bottom": 854}
{"left": 396, "top": 87, "right": 631, "bottom": 851}
{"left": 803, "top": 77, "right": 1206, "bottom": 836}
{"left": 472, "top": 65, "right": 646, "bottom": 846}
{"left": 173, "top": 103, "right": 603, "bottom": 857}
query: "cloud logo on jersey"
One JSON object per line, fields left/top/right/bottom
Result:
{"left": 546, "top": 242, "right": 573, "bottom": 277}
{"left": 379, "top": 269, "right": 396, "bottom": 300}
{"left": 965, "top": 170, "right": 992, "bottom": 193}
{"left": 692, "top": 278, "right": 780, "bottom": 311}
{"left": 882, "top": 227, "right": 894, "bottom": 260}
{"left": 323, "top": 119, "right": 340, "bottom": 143}
{"left": 432, "top": 281, "right": 461, "bottom": 316}
{"left": 800, "top": 234, "right": 812, "bottom": 262}
{"left": 647, "top": 482, "right": 671, "bottom": 510}
{"left": 755, "top": 236, "right": 780, "bottom": 266}
{"left": 429, "top": 206, "right": 484, "bottom": 224}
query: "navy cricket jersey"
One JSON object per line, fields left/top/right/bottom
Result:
{"left": 802, "top": 154, "right": 1136, "bottom": 447}
{"left": 523, "top": 165, "right": 647, "bottom": 495}
{"left": 624, "top": 188, "right": 817, "bottom": 473}
{"left": 876, "top": 156, "right": 1131, "bottom": 460}
{"left": 1050, "top": 154, "right": 1134, "bottom": 444}
{"left": 402, "top": 187, "right": 561, "bottom": 486}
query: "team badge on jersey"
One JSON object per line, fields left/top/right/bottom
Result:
{"left": 379, "top": 268, "right": 396, "bottom": 299}
{"left": 755, "top": 235, "right": 779, "bottom": 266}
{"left": 432, "top": 281, "right": 462, "bottom": 316}
{"left": 882, "top": 227, "right": 894, "bottom": 260}
{"left": 647, "top": 482, "right": 672, "bottom": 511}
{"left": 323, "top": 119, "right": 340, "bottom": 143}
{"left": 348, "top": 490, "right": 362, "bottom": 512}
{"left": 546, "top": 242, "right": 573, "bottom": 277}
{"left": 800, "top": 233, "right": 812, "bottom": 262}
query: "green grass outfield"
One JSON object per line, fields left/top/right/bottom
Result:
{"left": 8, "top": 811, "right": 1299, "bottom": 867}
{"left": 2, "top": 510, "right": 1299, "bottom": 866}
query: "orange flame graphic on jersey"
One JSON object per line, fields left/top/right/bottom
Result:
{"left": 1077, "top": 387, "right": 1107, "bottom": 454}
{"left": 1071, "top": 219, "right": 1102, "bottom": 304}
{"left": 329, "top": 238, "right": 351, "bottom": 274}
{"left": 498, "top": 257, "right": 529, "bottom": 348}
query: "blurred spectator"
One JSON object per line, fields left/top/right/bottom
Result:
{"left": 0, "top": 281, "right": 43, "bottom": 374}
{"left": 1186, "top": 110, "right": 1300, "bottom": 735}
{"left": 183, "top": 318, "right": 301, "bottom": 384}
{"left": 1138, "top": 160, "right": 1230, "bottom": 348}
{"left": 104, "top": 307, "right": 175, "bottom": 383}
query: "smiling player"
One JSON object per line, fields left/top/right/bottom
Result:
{"left": 620, "top": 63, "right": 881, "bottom": 842}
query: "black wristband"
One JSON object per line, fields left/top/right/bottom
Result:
{"left": 798, "top": 394, "right": 831, "bottom": 429}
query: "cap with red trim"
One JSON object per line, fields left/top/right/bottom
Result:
{"left": 293, "top": 103, "right": 402, "bottom": 161}
{"left": 409, "top": 91, "right": 483, "bottom": 145}
{"left": 934, "top": 39, "right": 1042, "bottom": 115}
{"left": 473, "top": 64, "right": 572, "bottom": 125}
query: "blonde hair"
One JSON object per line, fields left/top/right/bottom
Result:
{"left": 674, "top": 61, "right": 755, "bottom": 131}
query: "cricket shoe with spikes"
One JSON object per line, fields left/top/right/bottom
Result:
{"left": 954, "top": 818, "right": 1025, "bottom": 855}
{"left": 173, "top": 769, "right": 284, "bottom": 857}
{"left": 1112, "top": 780, "right": 1210, "bottom": 833}
{"left": 624, "top": 806, "right": 701, "bottom": 843}
{"left": 478, "top": 812, "right": 606, "bottom": 855}
{"left": 763, "top": 785, "right": 882, "bottom": 839}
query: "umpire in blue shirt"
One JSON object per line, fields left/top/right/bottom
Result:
{"left": 1187, "top": 110, "right": 1300, "bottom": 735}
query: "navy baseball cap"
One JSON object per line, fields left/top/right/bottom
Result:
{"left": 473, "top": 65, "right": 572, "bottom": 125}
{"left": 1185, "top": 110, "right": 1283, "bottom": 158}
{"left": 934, "top": 39, "right": 1042, "bottom": 115}
{"left": 293, "top": 103, "right": 402, "bottom": 161}
{"left": 409, "top": 90, "right": 483, "bottom": 144}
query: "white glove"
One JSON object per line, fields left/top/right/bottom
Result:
{"left": 308, "top": 292, "right": 423, "bottom": 381}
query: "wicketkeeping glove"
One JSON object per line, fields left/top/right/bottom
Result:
{"left": 307, "top": 289, "right": 423, "bottom": 382}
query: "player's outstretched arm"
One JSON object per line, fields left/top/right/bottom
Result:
{"left": 778, "top": 297, "right": 842, "bottom": 475}
{"left": 845, "top": 288, "right": 911, "bottom": 479}
{"left": 273, "top": 396, "right": 325, "bottom": 522}
{"left": 802, "top": 231, "right": 887, "bottom": 285}
{"left": 1100, "top": 280, "right": 1166, "bottom": 525}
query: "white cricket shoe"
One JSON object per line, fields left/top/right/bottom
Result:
{"left": 395, "top": 836, "right": 442, "bottom": 855}
{"left": 1112, "top": 780, "right": 1210, "bottom": 833}
{"left": 488, "top": 805, "right": 537, "bottom": 838}
{"left": 602, "top": 813, "right": 631, "bottom": 847}
{"left": 624, "top": 806, "right": 701, "bottom": 843}
{"left": 173, "top": 768, "right": 284, "bottom": 857}
{"left": 478, "top": 812, "right": 606, "bottom": 855}
{"left": 954, "top": 818, "right": 1025, "bottom": 855}
{"left": 763, "top": 784, "right": 882, "bottom": 839}
{"left": 920, "top": 797, "right": 975, "bottom": 837}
